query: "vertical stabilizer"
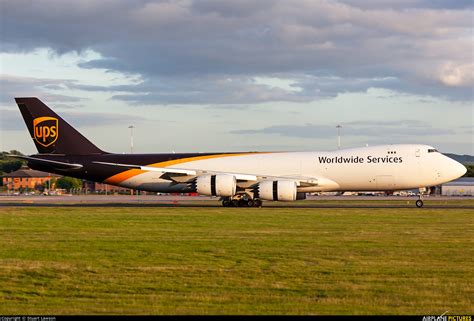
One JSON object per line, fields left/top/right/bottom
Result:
{"left": 15, "top": 97, "right": 104, "bottom": 155}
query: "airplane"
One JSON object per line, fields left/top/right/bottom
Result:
{"left": 9, "top": 97, "right": 467, "bottom": 208}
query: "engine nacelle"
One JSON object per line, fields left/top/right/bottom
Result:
{"left": 256, "top": 180, "right": 298, "bottom": 201}
{"left": 195, "top": 174, "right": 236, "bottom": 197}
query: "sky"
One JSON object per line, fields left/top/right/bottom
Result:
{"left": 0, "top": 0, "right": 473, "bottom": 155}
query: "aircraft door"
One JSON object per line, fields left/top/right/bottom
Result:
{"left": 414, "top": 147, "right": 423, "bottom": 185}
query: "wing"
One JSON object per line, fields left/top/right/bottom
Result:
{"left": 92, "top": 161, "right": 337, "bottom": 189}
{"left": 93, "top": 161, "right": 257, "bottom": 181}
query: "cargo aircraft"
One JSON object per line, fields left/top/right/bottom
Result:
{"left": 9, "top": 98, "right": 466, "bottom": 208}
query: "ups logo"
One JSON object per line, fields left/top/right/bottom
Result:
{"left": 33, "top": 117, "right": 58, "bottom": 147}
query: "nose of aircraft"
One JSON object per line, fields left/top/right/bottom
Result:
{"left": 456, "top": 161, "right": 467, "bottom": 177}
{"left": 447, "top": 158, "right": 467, "bottom": 180}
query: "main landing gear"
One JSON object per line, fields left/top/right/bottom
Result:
{"left": 221, "top": 194, "right": 262, "bottom": 207}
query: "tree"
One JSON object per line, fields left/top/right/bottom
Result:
{"left": 464, "top": 164, "right": 474, "bottom": 177}
{"left": 55, "top": 177, "right": 82, "bottom": 192}
{"left": 1, "top": 151, "right": 26, "bottom": 170}
{"left": 0, "top": 150, "right": 27, "bottom": 185}
{"left": 0, "top": 159, "right": 23, "bottom": 174}
{"left": 6, "top": 150, "right": 24, "bottom": 156}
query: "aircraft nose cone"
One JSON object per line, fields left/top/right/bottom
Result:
{"left": 457, "top": 162, "right": 467, "bottom": 177}
{"left": 451, "top": 160, "right": 467, "bottom": 180}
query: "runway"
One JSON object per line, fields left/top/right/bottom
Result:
{"left": 1, "top": 194, "right": 473, "bottom": 209}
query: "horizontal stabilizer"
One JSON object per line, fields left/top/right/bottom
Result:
{"left": 7, "top": 154, "right": 83, "bottom": 170}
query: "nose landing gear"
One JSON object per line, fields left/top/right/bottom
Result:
{"left": 415, "top": 198, "right": 424, "bottom": 208}
{"left": 415, "top": 188, "right": 426, "bottom": 208}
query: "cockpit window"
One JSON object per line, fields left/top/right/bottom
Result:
{"left": 428, "top": 148, "right": 438, "bottom": 153}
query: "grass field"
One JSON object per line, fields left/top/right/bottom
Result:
{"left": 0, "top": 204, "right": 473, "bottom": 314}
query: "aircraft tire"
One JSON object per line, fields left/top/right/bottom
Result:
{"left": 238, "top": 199, "right": 248, "bottom": 207}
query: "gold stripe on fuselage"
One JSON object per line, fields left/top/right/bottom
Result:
{"left": 104, "top": 153, "right": 266, "bottom": 185}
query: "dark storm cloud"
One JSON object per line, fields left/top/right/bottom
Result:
{"left": 1, "top": 0, "right": 472, "bottom": 104}
{"left": 231, "top": 121, "right": 454, "bottom": 139}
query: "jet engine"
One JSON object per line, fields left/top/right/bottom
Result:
{"left": 195, "top": 174, "right": 236, "bottom": 197}
{"left": 256, "top": 180, "right": 300, "bottom": 201}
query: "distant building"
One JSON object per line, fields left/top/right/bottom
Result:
{"left": 441, "top": 177, "right": 474, "bottom": 196}
{"left": 83, "top": 181, "right": 132, "bottom": 194}
{"left": 2, "top": 168, "right": 61, "bottom": 191}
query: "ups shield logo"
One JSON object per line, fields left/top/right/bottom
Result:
{"left": 33, "top": 117, "right": 58, "bottom": 147}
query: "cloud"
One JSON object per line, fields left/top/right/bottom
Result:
{"left": 344, "top": 120, "right": 428, "bottom": 127}
{"left": 439, "top": 62, "right": 474, "bottom": 87}
{"left": 0, "top": 75, "right": 84, "bottom": 104}
{"left": 0, "top": 108, "right": 148, "bottom": 131}
{"left": 1, "top": 0, "right": 472, "bottom": 103}
{"left": 231, "top": 120, "right": 454, "bottom": 139}
{"left": 339, "top": 0, "right": 473, "bottom": 10}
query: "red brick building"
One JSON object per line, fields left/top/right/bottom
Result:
{"left": 83, "top": 180, "right": 132, "bottom": 194}
{"left": 2, "top": 168, "right": 60, "bottom": 192}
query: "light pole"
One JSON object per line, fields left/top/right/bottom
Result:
{"left": 336, "top": 124, "right": 342, "bottom": 149}
{"left": 128, "top": 125, "right": 135, "bottom": 154}
{"left": 128, "top": 125, "right": 135, "bottom": 196}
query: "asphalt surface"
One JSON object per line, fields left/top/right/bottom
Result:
{"left": 0, "top": 195, "right": 473, "bottom": 209}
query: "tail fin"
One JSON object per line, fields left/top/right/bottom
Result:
{"left": 15, "top": 97, "right": 105, "bottom": 155}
